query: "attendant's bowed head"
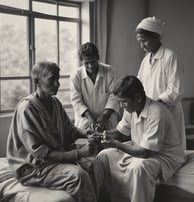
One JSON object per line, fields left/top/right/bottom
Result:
{"left": 113, "top": 75, "right": 146, "bottom": 114}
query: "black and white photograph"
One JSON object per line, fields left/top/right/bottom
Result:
{"left": 0, "top": 0, "right": 194, "bottom": 202}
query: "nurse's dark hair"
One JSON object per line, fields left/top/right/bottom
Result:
{"left": 31, "top": 61, "right": 60, "bottom": 83}
{"left": 136, "top": 28, "right": 160, "bottom": 38}
{"left": 78, "top": 42, "right": 99, "bottom": 61}
{"left": 113, "top": 75, "right": 145, "bottom": 99}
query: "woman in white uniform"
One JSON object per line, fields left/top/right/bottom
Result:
{"left": 70, "top": 42, "right": 120, "bottom": 131}
{"left": 136, "top": 16, "right": 186, "bottom": 149}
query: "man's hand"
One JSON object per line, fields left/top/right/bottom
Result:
{"left": 77, "top": 144, "right": 90, "bottom": 157}
{"left": 101, "top": 133, "right": 119, "bottom": 148}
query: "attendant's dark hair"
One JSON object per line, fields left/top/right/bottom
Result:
{"left": 136, "top": 28, "right": 160, "bottom": 39}
{"left": 31, "top": 61, "right": 59, "bottom": 84}
{"left": 78, "top": 42, "right": 99, "bottom": 61}
{"left": 113, "top": 75, "right": 145, "bottom": 99}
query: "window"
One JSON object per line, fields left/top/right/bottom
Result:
{"left": 0, "top": 0, "right": 82, "bottom": 113}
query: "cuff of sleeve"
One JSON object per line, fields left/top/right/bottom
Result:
{"left": 116, "top": 123, "right": 130, "bottom": 136}
{"left": 158, "top": 93, "right": 170, "bottom": 104}
{"left": 140, "top": 139, "right": 161, "bottom": 152}
{"left": 79, "top": 107, "right": 88, "bottom": 117}
{"left": 105, "top": 102, "right": 120, "bottom": 113}
{"left": 33, "top": 145, "right": 50, "bottom": 160}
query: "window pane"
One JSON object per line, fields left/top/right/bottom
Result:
{"left": 35, "top": 18, "right": 57, "bottom": 63}
{"left": 57, "top": 90, "right": 71, "bottom": 105}
{"left": 1, "top": 80, "right": 29, "bottom": 110}
{"left": 59, "top": 22, "right": 79, "bottom": 75}
{"left": 56, "top": 78, "right": 71, "bottom": 105}
{"left": 0, "top": 14, "right": 29, "bottom": 76}
{"left": 0, "top": 0, "right": 28, "bottom": 9}
{"left": 59, "top": 5, "right": 79, "bottom": 18}
{"left": 32, "top": 1, "right": 56, "bottom": 15}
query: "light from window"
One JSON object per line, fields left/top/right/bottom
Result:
{"left": 35, "top": 18, "right": 57, "bottom": 63}
{"left": 59, "top": 5, "right": 79, "bottom": 18}
{"left": 59, "top": 21, "right": 78, "bottom": 75}
{"left": 0, "top": 0, "right": 28, "bottom": 9}
{"left": 0, "top": 0, "right": 82, "bottom": 112}
{"left": 0, "top": 14, "right": 29, "bottom": 77}
{"left": 32, "top": 1, "right": 56, "bottom": 15}
{"left": 57, "top": 78, "right": 71, "bottom": 105}
{"left": 1, "top": 80, "right": 29, "bottom": 110}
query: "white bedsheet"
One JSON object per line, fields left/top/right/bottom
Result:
{"left": 1, "top": 151, "right": 194, "bottom": 201}
{"left": 0, "top": 158, "right": 75, "bottom": 202}
{"left": 163, "top": 150, "right": 194, "bottom": 194}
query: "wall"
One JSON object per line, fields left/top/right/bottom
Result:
{"left": 0, "top": 115, "right": 12, "bottom": 157}
{"left": 107, "top": 0, "right": 147, "bottom": 78}
{"left": 147, "top": 0, "right": 194, "bottom": 98}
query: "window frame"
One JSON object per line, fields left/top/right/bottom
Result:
{"left": 0, "top": 0, "right": 82, "bottom": 113}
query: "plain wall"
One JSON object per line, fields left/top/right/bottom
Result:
{"left": 107, "top": 0, "right": 147, "bottom": 78}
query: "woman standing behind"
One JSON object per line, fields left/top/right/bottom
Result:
{"left": 136, "top": 16, "right": 186, "bottom": 149}
{"left": 70, "top": 42, "right": 120, "bottom": 131}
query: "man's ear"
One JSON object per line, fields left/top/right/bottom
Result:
{"left": 134, "top": 93, "right": 142, "bottom": 103}
{"left": 34, "top": 78, "right": 39, "bottom": 85}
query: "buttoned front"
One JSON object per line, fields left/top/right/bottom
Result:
{"left": 116, "top": 97, "right": 185, "bottom": 181}
{"left": 137, "top": 46, "right": 186, "bottom": 149}
{"left": 70, "top": 63, "right": 120, "bottom": 130}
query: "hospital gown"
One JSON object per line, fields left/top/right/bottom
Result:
{"left": 97, "top": 98, "right": 185, "bottom": 202}
{"left": 6, "top": 93, "right": 104, "bottom": 202}
{"left": 138, "top": 45, "right": 186, "bottom": 149}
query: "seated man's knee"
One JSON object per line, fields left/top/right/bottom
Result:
{"left": 129, "top": 158, "right": 147, "bottom": 175}
{"left": 97, "top": 148, "right": 116, "bottom": 159}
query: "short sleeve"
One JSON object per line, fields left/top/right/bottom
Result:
{"left": 116, "top": 110, "right": 131, "bottom": 136}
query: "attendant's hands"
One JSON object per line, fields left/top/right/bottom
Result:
{"left": 84, "top": 111, "right": 96, "bottom": 130}
{"left": 96, "top": 114, "right": 109, "bottom": 131}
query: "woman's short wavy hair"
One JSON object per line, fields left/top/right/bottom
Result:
{"left": 78, "top": 42, "right": 99, "bottom": 61}
{"left": 113, "top": 75, "right": 145, "bottom": 99}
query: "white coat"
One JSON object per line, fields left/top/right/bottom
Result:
{"left": 70, "top": 63, "right": 120, "bottom": 130}
{"left": 138, "top": 46, "right": 186, "bottom": 149}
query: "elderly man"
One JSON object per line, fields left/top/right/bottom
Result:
{"left": 136, "top": 16, "right": 186, "bottom": 149}
{"left": 7, "top": 61, "right": 104, "bottom": 202}
{"left": 97, "top": 75, "right": 185, "bottom": 202}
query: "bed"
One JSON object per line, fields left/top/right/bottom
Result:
{"left": 0, "top": 158, "right": 75, "bottom": 202}
{"left": 1, "top": 151, "right": 194, "bottom": 202}
{"left": 154, "top": 150, "right": 194, "bottom": 202}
